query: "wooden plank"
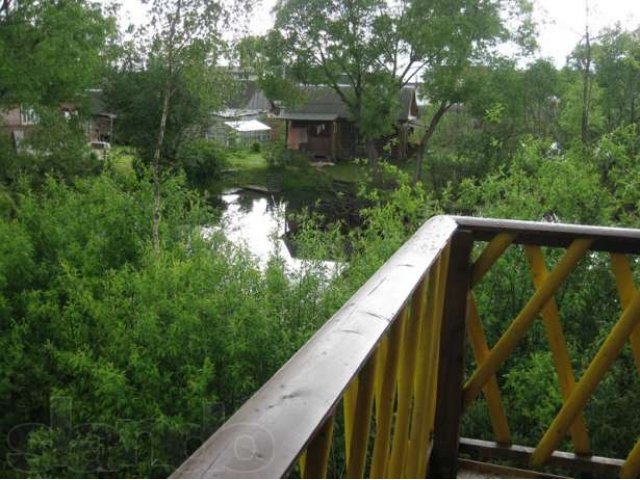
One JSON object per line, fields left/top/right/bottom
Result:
{"left": 457, "top": 458, "right": 566, "bottom": 479}
{"left": 429, "top": 230, "right": 473, "bottom": 478}
{"left": 459, "top": 437, "right": 624, "bottom": 478}
{"left": 453, "top": 216, "right": 640, "bottom": 253}
{"left": 171, "top": 216, "right": 458, "bottom": 478}
{"left": 243, "top": 185, "right": 280, "bottom": 194}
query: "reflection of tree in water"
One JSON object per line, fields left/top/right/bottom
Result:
{"left": 236, "top": 191, "right": 258, "bottom": 212}
{"left": 215, "top": 180, "right": 365, "bottom": 239}
{"left": 285, "top": 181, "right": 365, "bottom": 234}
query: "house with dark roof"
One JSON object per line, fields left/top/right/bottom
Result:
{"left": 278, "top": 86, "right": 419, "bottom": 161}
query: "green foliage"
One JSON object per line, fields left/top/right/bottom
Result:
{"left": 594, "top": 26, "right": 640, "bottom": 131}
{"left": 503, "top": 352, "right": 563, "bottom": 441}
{"left": 105, "top": 65, "right": 201, "bottom": 163}
{"left": 264, "top": 142, "right": 308, "bottom": 168}
{"left": 0, "top": 0, "right": 115, "bottom": 107}
{"left": 177, "top": 139, "right": 228, "bottom": 185}
{"left": 0, "top": 108, "right": 101, "bottom": 186}
{"left": 0, "top": 173, "right": 342, "bottom": 477}
{"left": 451, "top": 138, "right": 613, "bottom": 224}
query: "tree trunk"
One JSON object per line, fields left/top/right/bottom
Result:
{"left": 152, "top": 73, "right": 172, "bottom": 252}
{"left": 150, "top": 0, "right": 181, "bottom": 252}
{"left": 581, "top": 1, "right": 592, "bottom": 146}
{"left": 0, "top": 0, "right": 11, "bottom": 17}
{"left": 414, "top": 102, "right": 451, "bottom": 184}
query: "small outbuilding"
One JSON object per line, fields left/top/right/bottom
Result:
{"left": 223, "top": 119, "right": 272, "bottom": 145}
{"left": 278, "top": 86, "right": 419, "bottom": 161}
{"left": 208, "top": 80, "right": 277, "bottom": 146}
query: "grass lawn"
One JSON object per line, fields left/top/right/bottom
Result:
{"left": 218, "top": 148, "right": 371, "bottom": 191}
{"left": 103, "top": 143, "right": 411, "bottom": 195}
{"left": 227, "top": 151, "right": 266, "bottom": 170}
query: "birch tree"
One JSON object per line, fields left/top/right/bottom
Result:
{"left": 142, "top": 0, "right": 242, "bottom": 250}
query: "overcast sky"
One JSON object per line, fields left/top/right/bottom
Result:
{"left": 114, "top": 0, "right": 640, "bottom": 67}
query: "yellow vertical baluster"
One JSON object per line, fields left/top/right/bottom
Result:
{"left": 386, "top": 277, "right": 428, "bottom": 477}
{"left": 402, "top": 262, "right": 438, "bottom": 477}
{"left": 369, "top": 308, "right": 407, "bottom": 478}
{"left": 374, "top": 335, "right": 389, "bottom": 420}
{"left": 405, "top": 246, "right": 451, "bottom": 478}
{"left": 302, "top": 413, "right": 336, "bottom": 479}
{"left": 525, "top": 245, "right": 591, "bottom": 455}
{"left": 346, "top": 350, "right": 378, "bottom": 478}
{"left": 298, "top": 451, "right": 307, "bottom": 476}
{"left": 343, "top": 377, "right": 359, "bottom": 466}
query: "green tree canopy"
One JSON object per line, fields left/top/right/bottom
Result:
{"left": 252, "top": 0, "right": 534, "bottom": 171}
{"left": 0, "top": 0, "right": 115, "bottom": 107}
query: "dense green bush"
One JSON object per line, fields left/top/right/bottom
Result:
{"left": 5, "top": 132, "right": 640, "bottom": 477}
{"left": 0, "top": 110, "right": 101, "bottom": 186}
{"left": 0, "top": 173, "right": 342, "bottom": 477}
{"left": 0, "top": 158, "right": 447, "bottom": 478}
{"left": 176, "top": 139, "right": 228, "bottom": 185}
{"left": 263, "top": 142, "right": 308, "bottom": 168}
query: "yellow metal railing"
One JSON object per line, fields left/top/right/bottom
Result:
{"left": 171, "top": 216, "right": 640, "bottom": 479}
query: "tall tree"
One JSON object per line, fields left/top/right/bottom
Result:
{"left": 581, "top": 0, "right": 593, "bottom": 145}
{"left": 594, "top": 26, "right": 640, "bottom": 130}
{"left": 135, "top": 0, "right": 242, "bottom": 250}
{"left": 259, "top": 0, "right": 534, "bottom": 177}
{"left": 0, "top": 0, "right": 115, "bottom": 107}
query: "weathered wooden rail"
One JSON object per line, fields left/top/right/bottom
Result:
{"left": 172, "top": 216, "right": 640, "bottom": 478}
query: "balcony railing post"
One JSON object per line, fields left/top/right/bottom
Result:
{"left": 429, "top": 229, "right": 473, "bottom": 478}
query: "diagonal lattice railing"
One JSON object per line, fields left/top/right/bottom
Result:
{"left": 456, "top": 217, "right": 640, "bottom": 478}
{"left": 171, "top": 216, "right": 640, "bottom": 478}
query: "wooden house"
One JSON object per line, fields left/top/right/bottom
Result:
{"left": 0, "top": 89, "right": 116, "bottom": 148}
{"left": 278, "top": 86, "right": 419, "bottom": 161}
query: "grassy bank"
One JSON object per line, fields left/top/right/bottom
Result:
{"left": 105, "top": 143, "right": 377, "bottom": 195}
{"left": 217, "top": 149, "right": 371, "bottom": 193}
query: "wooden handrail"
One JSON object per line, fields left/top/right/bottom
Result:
{"left": 172, "top": 215, "right": 459, "bottom": 478}
{"left": 454, "top": 216, "right": 640, "bottom": 252}
{"left": 171, "top": 216, "right": 640, "bottom": 478}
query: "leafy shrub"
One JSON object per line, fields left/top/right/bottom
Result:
{"left": 177, "top": 139, "right": 228, "bottom": 185}
{"left": 0, "top": 109, "right": 101, "bottom": 186}
{"left": 264, "top": 142, "right": 307, "bottom": 168}
{"left": 0, "top": 173, "right": 348, "bottom": 477}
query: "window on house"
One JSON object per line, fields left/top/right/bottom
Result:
{"left": 21, "top": 106, "right": 39, "bottom": 125}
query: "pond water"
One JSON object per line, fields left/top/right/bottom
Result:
{"left": 203, "top": 189, "right": 344, "bottom": 277}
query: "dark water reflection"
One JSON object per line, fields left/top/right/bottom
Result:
{"left": 204, "top": 189, "right": 343, "bottom": 277}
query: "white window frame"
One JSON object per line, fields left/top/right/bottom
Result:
{"left": 20, "top": 106, "right": 39, "bottom": 125}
